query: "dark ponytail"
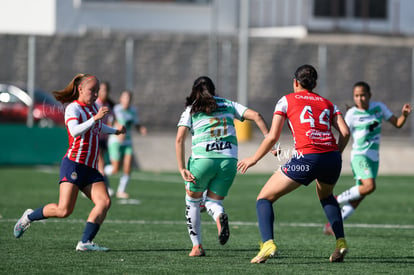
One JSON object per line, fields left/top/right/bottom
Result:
{"left": 294, "top": 64, "right": 318, "bottom": 91}
{"left": 185, "top": 76, "right": 218, "bottom": 115}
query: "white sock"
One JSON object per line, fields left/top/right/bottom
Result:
{"left": 185, "top": 195, "right": 202, "bottom": 246}
{"left": 341, "top": 203, "right": 355, "bottom": 220}
{"left": 337, "top": 186, "right": 361, "bottom": 204}
{"left": 205, "top": 196, "right": 224, "bottom": 222}
{"left": 117, "top": 174, "right": 129, "bottom": 193}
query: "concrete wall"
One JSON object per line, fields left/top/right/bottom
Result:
{"left": 1, "top": 32, "right": 413, "bottom": 136}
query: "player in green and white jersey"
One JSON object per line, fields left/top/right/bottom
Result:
{"left": 176, "top": 76, "right": 270, "bottom": 257}
{"left": 324, "top": 81, "right": 411, "bottom": 235}
{"left": 108, "top": 90, "right": 147, "bottom": 199}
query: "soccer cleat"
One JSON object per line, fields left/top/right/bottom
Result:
{"left": 189, "top": 245, "right": 205, "bottom": 257}
{"left": 14, "top": 209, "right": 34, "bottom": 238}
{"left": 329, "top": 238, "right": 348, "bottom": 262}
{"left": 76, "top": 241, "right": 109, "bottom": 252}
{"left": 217, "top": 213, "right": 230, "bottom": 245}
{"left": 323, "top": 222, "right": 335, "bottom": 236}
{"left": 116, "top": 192, "right": 130, "bottom": 199}
{"left": 251, "top": 240, "right": 278, "bottom": 263}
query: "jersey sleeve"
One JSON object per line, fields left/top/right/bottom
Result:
{"left": 344, "top": 108, "right": 354, "bottom": 130}
{"left": 274, "top": 96, "right": 288, "bottom": 117}
{"left": 333, "top": 104, "right": 342, "bottom": 116}
{"left": 232, "top": 101, "right": 248, "bottom": 121}
{"left": 65, "top": 103, "right": 80, "bottom": 125}
{"left": 378, "top": 102, "right": 394, "bottom": 121}
{"left": 177, "top": 106, "right": 192, "bottom": 128}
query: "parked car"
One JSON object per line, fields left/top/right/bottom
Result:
{"left": 0, "top": 83, "right": 64, "bottom": 127}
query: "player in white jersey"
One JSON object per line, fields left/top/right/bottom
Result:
{"left": 14, "top": 74, "right": 126, "bottom": 251}
{"left": 107, "top": 90, "right": 147, "bottom": 199}
{"left": 176, "top": 76, "right": 270, "bottom": 257}
{"left": 324, "top": 81, "right": 412, "bottom": 235}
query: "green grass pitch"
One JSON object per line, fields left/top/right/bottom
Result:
{"left": 0, "top": 167, "right": 413, "bottom": 274}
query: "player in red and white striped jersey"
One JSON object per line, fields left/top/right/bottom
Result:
{"left": 14, "top": 74, "right": 125, "bottom": 252}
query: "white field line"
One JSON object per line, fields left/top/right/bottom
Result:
{"left": 1, "top": 218, "right": 414, "bottom": 229}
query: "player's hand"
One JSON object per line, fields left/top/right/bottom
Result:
{"left": 115, "top": 126, "right": 126, "bottom": 135}
{"left": 94, "top": 107, "right": 110, "bottom": 121}
{"left": 237, "top": 157, "right": 257, "bottom": 174}
{"left": 180, "top": 169, "right": 196, "bottom": 184}
{"left": 402, "top": 103, "right": 412, "bottom": 117}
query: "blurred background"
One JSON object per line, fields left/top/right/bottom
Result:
{"left": 0, "top": 0, "right": 413, "bottom": 171}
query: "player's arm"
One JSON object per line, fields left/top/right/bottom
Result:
{"left": 388, "top": 103, "right": 412, "bottom": 128}
{"left": 237, "top": 114, "right": 285, "bottom": 174}
{"left": 101, "top": 124, "right": 126, "bottom": 135}
{"left": 332, "top": 113, "right": 350, "bottom": 153}
{"left": 175, "top": 126, "right": 195, "bottom": 183}
{"left": 242, "top": 109, "right": 269, "bottom": 137}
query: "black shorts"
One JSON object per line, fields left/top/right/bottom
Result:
{"left": 59, "top": 157, "right": 104, "bottom": 190}
{"left": 280, "top": 151, "right": 342, "bottom": 186}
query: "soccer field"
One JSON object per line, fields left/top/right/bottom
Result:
{"left": 0, "top": 167, "right": 413, "bottom": 274}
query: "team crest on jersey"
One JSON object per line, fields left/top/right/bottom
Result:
{"left": 71, "top": 172, "right": 78, "bottom": 180}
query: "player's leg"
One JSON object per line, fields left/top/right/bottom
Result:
{"left": 337, "top": 156, "right": 378, "bottom": 205}
{"left": 14, "top": 182, "right": 78, "bottom": 238}
{"left": 251, "top": 169, "right": 301, "bottom": 263}
{"left": 184, "top": 158, "right": 211, "bottom": 256}
{"left": 185, "top": 191, "right": 205, "bottom": 256}
{"left": 117, "top": 148, "right": 132, "bottom": 198}
{"left": 205, "top": 159, "right": 237, "bottom": 245}
{"left": 316, "top": 151, "right": 347, "bottom": 262}
{"left": 76, "top": 180, "right": 111, "bottom": 252}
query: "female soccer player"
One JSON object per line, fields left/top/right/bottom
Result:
{"left": 323, "top": 81, "right": 412, "bottom": 235}
{"left": 176, "top": 76, "right": 270, "bottom": 257}
{"left": 14, "top": 74, "right": 126, "bottom": 251}
{"left": 237, "top": 64, "right": 350, "bottom": 263}
{"left": 107, "top": 90, "right": 147, "bottom": 199}
{"left": 96, "top": 81, "right": 115, "bottom": 196}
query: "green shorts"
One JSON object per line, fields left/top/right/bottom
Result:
{"left": 351, "top": 155, "right": 379, "bottom": 185}
{"left": 108, "top": 141, "right": 133, "bottom": 161}
{"left": 185, "top": 157, "right": 237, "bottom": 197}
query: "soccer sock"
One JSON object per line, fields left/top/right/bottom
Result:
{"left": 185, "top": 195, "right": 202, "bottom": 246}
{"left": 81, "top": 222, "right": 100, "bottom": 243}
{"left": 337, "top": 186, "right": 361, "bottom": 204}
{"left": 117, "top": 174, "right": 130, "bottom": 193}
{"left": 28, "top": 206, "right": 46, "bottom": 221}
{"left": 256, "top": 199, "right": 274, "bottom": 243}
{"left": 341, "top": 203, "right": 355, "bottom": 220}
{"left": 320, "top": 194, "right": 344, "bottom": 239}
{"left": 204, "top": 196, "right": 224, "bottom": 221}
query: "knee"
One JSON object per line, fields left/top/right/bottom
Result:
{"left": 97, "top": 197, "right": 112, "bottom": 212}
{"left": 361, "top": 183, "right": 376, "bottom": 195}
{"left": 57, "top": 208, "right": 73, "bottom": 218}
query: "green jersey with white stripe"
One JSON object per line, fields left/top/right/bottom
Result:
{"left": 108, "top": 104, "right": 139, "bottom": 146}
{"left": 345, "top": 101, "right": 393, "bottom": 162}
{"left": 177, "top": 96, "right": 248, "bottom": 159}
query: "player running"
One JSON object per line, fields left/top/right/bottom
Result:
{"left": 14, "top": 74, "right": 126, "bottom": 251}
{"left": 176, "top": 76, "right": 270, "bottom": 257}
{"left": 107, "top": 90, "right": 147, "bottom": 199}
{"left": 237, "top": 64, "right": 350, "bottom": 263}
{"left": 323, "top": 81, "right": 412, "bottom": 235}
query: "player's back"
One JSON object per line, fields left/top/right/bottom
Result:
{"left": 283, "top": 91, "right": 339, "bottom": 154}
